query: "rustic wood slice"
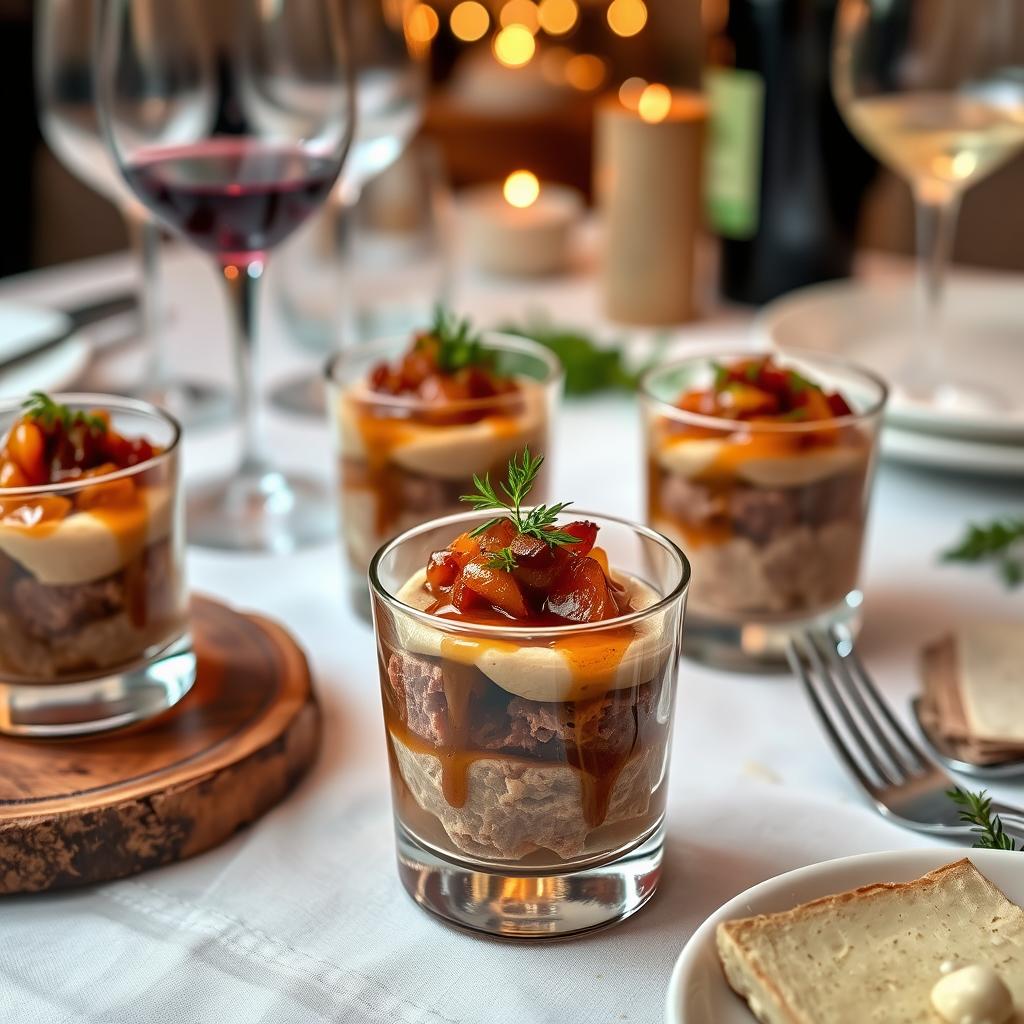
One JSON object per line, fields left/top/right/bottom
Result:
{"left": 0, "top": 595, "right": 321, "bottom": 895}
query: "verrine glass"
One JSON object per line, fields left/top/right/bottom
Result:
{"left": 369, "top": 509, "right": 689, "bottom": 937}
{"left": 326, "top": 331, "right": 562, "bottom": 619}
{"left": 35, "top": 0, "right": 228, "bottom": 427}
{"left": 641, "top": 350, "right": 887, "bottom": 671}
{"left": 97, "top": 0, "right": 356, "bottom": 552}
{"left": 833, "top": 0, "right": 1024, "bottom": 411}
{"left": 0, "top": 395, "right": 193, "bottom": 736}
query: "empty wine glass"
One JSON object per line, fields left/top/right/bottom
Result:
{"left": 269, "top": 0, "right": 426, "bottom": 418}
{"left": 97, "top": 0, "right": 355, "bottom": 553}
{"left": 833, "top": 0, "right": 1024, "bottom": 411}
{"left": 35, "top": 0, "right": 230, "bottom": 428}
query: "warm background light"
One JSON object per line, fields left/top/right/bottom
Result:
{"left": 493, "top": 23, "right": 536, "bottom": 66}
{"left": 564, "top": 53, "right": 606, "bottom": 91}
{"left": 607, "top": 0, "right": 648, "bottom": 37}
{"left": 450, "top": 0, "right": 490, "bottom": 41}
{"left": 637, "top": 82, "right": 672, "bottom": 123}
{"left": 405, "top": 2, "right": 439, "bottom": 47}
{"left": 618, "top": 76, "right": 648, "bottom": 110}
{"left": 540, "top": 45, "right": 572, "bottom": 84}
{"left": 500, "top": 0, "right": 540, "bottom": 34}
{"left": 537, "top": 0, "right": 579, "bottom": 35}
{"left": 503, "top": 170, "right": 541, "bottom": 209}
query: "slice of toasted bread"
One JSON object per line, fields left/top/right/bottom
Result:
{"left": 716, "top": 859, "right": 1024, "bottom": 1024}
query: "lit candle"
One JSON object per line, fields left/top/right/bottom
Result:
{"left": 463, "top": 170, "right": 583, "bottom": 277}
{"left": 595, "top": 84, "right": 708, "bottom": 324}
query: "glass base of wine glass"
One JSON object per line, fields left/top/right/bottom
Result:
{"left": 895, "top": 360, "right": 1011, "bottom": 415}
{"left": 186, "top": 465, "right": 335, "bottom": 553}
{"left": 120, "top": 378, "right": 235, "bottom": 431}
{"left": 268, "top": 373, "right": 328, "bottom": 420}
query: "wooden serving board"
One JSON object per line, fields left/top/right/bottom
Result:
{"left": 0, "top": 595, "right": 321, "bottom": 895}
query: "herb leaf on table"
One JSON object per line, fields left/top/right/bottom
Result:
{"left": 948, "top": 786, "right": 1019, "bottom": 850}
{"left": 942, "top": 518, "right": 1024, "bottom": 588}
{"left": 498, "top": 321, "right": 647, "bottom": 396}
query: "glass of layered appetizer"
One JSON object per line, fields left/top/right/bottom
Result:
{"left": 642, "top": 351, "right": 887, "bottom": 670}
{"left": 327, "top": 309, "right": 562, "bottom": 618}
{"left": 369, "top": 449, "right": 690, "bottom": 937}
{"left": 0, "top": 393, "right": 193, "bottom": 735}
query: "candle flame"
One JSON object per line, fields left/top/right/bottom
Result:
{"left": 638, "top": 83, "right": 672, "bottom": 124}
{"left": 503, "top": 170, "right": 540, "bottom": 209}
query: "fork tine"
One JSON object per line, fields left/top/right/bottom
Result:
{"left": 811, "top": 631, "right": 918, "bottom": 779}
{"left": 829, "top": 625, "right": 931, "bottom": 770}
{"left": 787, "top": 635, "right": 886, "bottom": 794}
{"left": 800, "top": 632, "right": 902, "bottom": 787}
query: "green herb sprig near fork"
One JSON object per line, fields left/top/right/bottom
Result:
{"left": 942, "top": 518, "right": 1024, "bottom": 588}
{"left": 948, "top": 786, "right": 1019, "bottom": 850}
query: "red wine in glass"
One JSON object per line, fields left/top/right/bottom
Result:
{"left": 124, "top": 138, "right": 338, "bottom": 263}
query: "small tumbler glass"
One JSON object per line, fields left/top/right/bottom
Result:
{"left": 327, "top": 332, "right": 563, "bottom": 618}
{"left": 0, "top": 395, "right": 194, "bottom": 735}
{"left": 641, "top": 350, "right": 887, "bottom": 670}
{"left": 369, "top": 508, "right": 690, "bottom": 938}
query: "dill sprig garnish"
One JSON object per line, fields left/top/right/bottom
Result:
{"left": 943, "top": 518, "right": 1024, "bottom": 588}
{"left": 461, "top": 448, "right": 581, "bottom": 566}
{"left": 23, "top": 392, "right": 106, "bottom": 433}
{"left": 948, "top": 786, "right": 1019, "bottom": 850}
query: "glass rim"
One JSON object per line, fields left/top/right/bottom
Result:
{"left": 368, "top": 507, "right": 691, "bottom": 638}
{"left": 324, "top": 330, "right": 565, "bottom": 414}
{"left": 0, "top": 392, "right": 182, "bottom": 497}
{"left": 638, "top": 347, "right": 889, "bottom": 434}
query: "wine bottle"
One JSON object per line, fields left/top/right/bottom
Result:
{"left": 705, "top": 0, "right": 876, "bottom": 305}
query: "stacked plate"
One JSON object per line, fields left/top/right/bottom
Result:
{"left": 756, "top": 273, "right": 1024, "bottom": 478}
{"left": 0, "top": 301, "right": 92, "bottom": 397}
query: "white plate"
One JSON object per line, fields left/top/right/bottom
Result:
{"left": 0, "top": 301, "right": 71, "bottom": 365}
{"left": 882, "top": 424, "right": 1024, "bottom": 478}
{"left": 755, "top": 276, "right": 1024, "bottom": 442}
{"left": 665, "top": 847, "right": 1024, "bottom": 1024}
{"left": 0, "top": 333, "right": 92, "bottom": 400}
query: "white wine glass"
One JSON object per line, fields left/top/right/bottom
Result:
{"left": 35, "top": 0, "right": 230, "bottom": 428}
{"left": 833, "top": 0, "right": 1024, "bottom": 411}
{"left": 97, "top": 0, "right": 355, "bottom": 553}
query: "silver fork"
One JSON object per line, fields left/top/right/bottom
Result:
{"left": 788, "top": 629, "right": 1024, "bottom": 841}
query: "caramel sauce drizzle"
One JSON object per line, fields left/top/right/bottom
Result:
{"left": 386, "top": 618, "right": 652, "bottom": 829}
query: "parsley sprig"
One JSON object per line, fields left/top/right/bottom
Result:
{"left": 948, "top": 787, "right": 1019, "bottom": 850}
{"left": 23, "top": 392, "right": 106, "bottom": 433}
{"left": 425, "top": 306, "right": 493, "bottom": 374}
{"left": 942, "top": 518, "right": 1024, "bottom": 588}
{"left": 461, "top": 448, "right": 581, "bottom": 570}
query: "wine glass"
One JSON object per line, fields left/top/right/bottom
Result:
{"left": 97, "top": 0, "right": 355, "bottom": 553}
{"left": 833, "top": 0, "right": 1024, "bottom": 411}
{"left": 35, "top": 0, "right": 230, "bottom": 428}
{"left": 268, "top": 0, "right": 426, "bottom": 418}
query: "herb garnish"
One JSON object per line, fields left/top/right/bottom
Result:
{"left": 942, "top": 518, "right": 1024, "bottom": 588}
{"left": 948, "top": 786, "right": 1019, "bottom": 850}
{"left": 710, "top": 360, "right": 730, "bottom": 389}
{"left": 461, "top": 448, "right": 581, "bottom": 570}
{"left": 23, "top": 392, "right": 106, "bottom": 433}
{"left": 500, "top": 321, "right": 647, "bottom": 396}
{"left": 424, "top": 306, "right": 493, "bottom": 374}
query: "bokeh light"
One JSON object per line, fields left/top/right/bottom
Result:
{"left": 493, "top": 24, "right": 537, "bottom": 66}
{"left": 564, "top": 53, "right": 607, "bottom": 91}
{"left": 503, "top": 170, "right": 541, "bottom": 209}
{"left": 618, "top": 76, "right": 648, "bottom": 110}
{"left": 405, "top": 2, "right": 439, "bottom": 47}
{"left": 500, "top": 0, "right": 540, "bottom": 34}
{"left": 638, "top": 82, "right": 672, "bottom": 123}
{"left": 607, "top": 0, "right": 648, "bottom": 37}
{"left": 450, "top": 1, "right": 490, "bottom": 41}
{"left": 537, "top": 0, "right": 578, "bottom": 35}
{"left": 540, "top": 45, "right": 572, "bottom": 84}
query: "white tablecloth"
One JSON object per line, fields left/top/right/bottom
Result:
{"left": 0, "top": 245, "right": 1021, "bottom": 1024}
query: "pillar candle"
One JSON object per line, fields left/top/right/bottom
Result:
{"left": 595, "top": 87, "right": 708, "bottom": 325}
